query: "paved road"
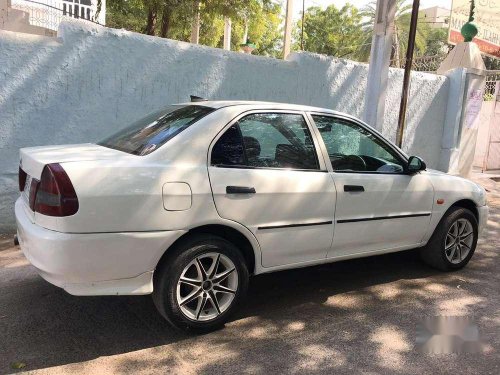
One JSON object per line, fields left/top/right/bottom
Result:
{"left": 1, "top": 174, "right": 499, "bottom": 374}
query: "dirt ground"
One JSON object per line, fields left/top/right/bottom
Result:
{"left": 0, "top": 172, "right": 499, "bottom": 374}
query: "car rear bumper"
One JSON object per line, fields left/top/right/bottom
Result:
{"left": 15, "top": 197, "right": 186, "bottom": 296}
{"left": 478, "top": 205, "right": 488, "bottom": 236}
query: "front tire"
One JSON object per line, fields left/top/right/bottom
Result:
{"left": 420, "top": 207, "right": 478, "bottom": 271}
{"left": 153, "top": 234, "right": 249, "bottom": 331}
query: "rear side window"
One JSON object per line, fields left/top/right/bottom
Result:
{"left": 98, "top": 105, "right": 214, "bottom": 155}
{"left": 211, "top": 113, "right": 319, "bottom": 170}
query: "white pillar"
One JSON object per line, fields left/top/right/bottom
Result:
{"left": 242, "top": 18, "right": 248, "bottom": 45}
{"left": 190, "top": 1, "right": 201, "bottom": 44}
{"left": 282, "top": 0, "right": 293, "bottom": 59}
{"left": 437, "top": 42, "right": 487, "bottom": 177}
{"left": 223, "top": 17, "right": 232, "bottom": 50}
{"left": 458, "top": 72, "right": 486, "bottom": 177}
{"left": 98, "top": 0, "right": 106, "bottom": 25}
{"left": 363, "top": 0, "right": 397, "bottom": 131}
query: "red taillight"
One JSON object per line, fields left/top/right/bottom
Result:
{"left": 34, "top": 163, "right": 79, "bottom": 216}
{"left": 19, "top": 166, "right": 27, "bottom": 191}
{"left": 29, "top": 179, "right": 39, "bottom": 211}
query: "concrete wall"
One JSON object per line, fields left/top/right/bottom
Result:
{"left": 0, "top": 20, "right": 452, "bottom": 231}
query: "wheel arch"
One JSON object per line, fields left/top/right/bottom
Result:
{"left": 422, "top": 198, "right": 480, "bottom": 245}
{"left": 449, "top": 199, "right": 479, "bottom": 221}
{"left": 154, "top": 224, "right": 258, "bottom": 280}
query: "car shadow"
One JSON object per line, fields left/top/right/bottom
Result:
{"left": 241, "top": 250, "right": 437, "bottom": 318}
{"left": 0, "top": 248, "right": 441, "bottom": 372}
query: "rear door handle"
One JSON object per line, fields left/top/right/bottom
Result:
{"left": 226, "top": 186, "right": 256, "bottom": 194}
{"left": 344, "top": 185, "right": 364, "bottom": 192}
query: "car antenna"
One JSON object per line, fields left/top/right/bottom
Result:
{"left": 190, "top": 95, "right": 208, "bottom": 102}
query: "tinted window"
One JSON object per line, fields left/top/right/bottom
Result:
{"left": 211, "top": 113, "right": 319, "bottom": 170}
{"left": 313, "top": 115, "right": 405, "bottom": 173}
{"left": 98, "top": 105, "right": 214, "bottom": 156}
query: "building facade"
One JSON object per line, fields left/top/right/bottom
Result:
{"left": 421, "top": 6, "right": 451, "bottom": 29}
{"left": 1, "top": 0, "right": 105, "bottom": 36}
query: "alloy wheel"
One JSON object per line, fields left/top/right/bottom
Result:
{"left": 444, "top": 218, "right": 474, "bottom": 264}
{"left": 176, "top": 252, "right": 238, "bottom": 321}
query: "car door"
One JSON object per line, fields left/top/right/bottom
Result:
{"left": 309, "top": 114, "right": 434, "bottom": 258}
{"left": 208, "top": 111, "right": 336, "bottom": 268}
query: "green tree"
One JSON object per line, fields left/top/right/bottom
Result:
{"left": 484, "top": 56, "right": 500, "bottom": 70}
{"left": 106, "top": 0, "right": 181, "bottom": 36}
{"left": 294, "top": 4, "right": 364, "bottom": 58}
{"left": 357, "top": 0, "right": 431, "bottom": 65}
{"left": 107, "top": 0, "right": 283, "bottom": 57}
{"left": 144, "top": 0, "right": 188, "bottom": 36}
{"left": 423, "top": 27, "right": 448, "bottom": 56}
{"left": 250, "top": 3, "right": 282, "bottom": 57}
{"left": 231, "top": 0, "right": 283, "bottom": 56}
{"left": 107, "top": 0, "right": 148, "bottom": 33}
{"left": 160, "top": 1, "right": 225, "bottom": 46}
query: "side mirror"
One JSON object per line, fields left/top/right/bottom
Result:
{"left": 407, "top": 156, "right": 426, "bottom": 174}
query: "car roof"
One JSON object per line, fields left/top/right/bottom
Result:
{"left": 176, "top": 100, "right": 341, "bottom": 114}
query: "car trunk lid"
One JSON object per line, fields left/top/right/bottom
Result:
{"left": 19, "top": 143, "right": 131, "bottom": 179}
{"left": 18, "top": 144, "right": 133, "bottom": 221}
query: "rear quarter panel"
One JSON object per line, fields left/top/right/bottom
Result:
{"left": 34, "top": 161, "right": 220, "bottom": 233}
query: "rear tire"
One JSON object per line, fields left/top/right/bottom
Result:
{"left": 420, "top": 207, "right": 478, "bottom": 271}
{"left": 153, "top": 234, "right": 249, "bottom": 332}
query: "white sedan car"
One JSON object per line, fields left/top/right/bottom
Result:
{"left": 16, "top": 100, "right": 488, "bottom": 331}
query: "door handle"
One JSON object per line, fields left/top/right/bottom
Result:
{"left": 344, "top": 185, "right": 364, "bottom": 192}
{"left": 226, "top": 186, "right": 256, "bottom": 194}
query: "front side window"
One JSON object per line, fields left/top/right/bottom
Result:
{"left": 211, "top": 113, "right": 319, "bottom": 170}
{"left": 312, "top": 115, "right": 405, "bottom": 173}
{"left": 98, "top": 105, "right": 214, "bottom": 155}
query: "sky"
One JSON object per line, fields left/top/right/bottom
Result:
{"left": 292, "top": 0, "right": 454, "bottom": 19}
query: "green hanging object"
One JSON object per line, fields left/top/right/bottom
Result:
{"left": 240, "top": 38, "right": 256, "bottom": 49}
{"left": 461, "top": 0, "right": 478, "bottom": 42}
{"left": 240, "top": 38, "right": 256, "bottom": 54}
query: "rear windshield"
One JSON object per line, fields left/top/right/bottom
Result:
{"left": 98, "top": 105, "right": 214, "bottom": 155}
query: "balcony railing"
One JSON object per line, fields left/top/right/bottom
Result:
{"left": 9, "top": 0, "right": 102, "bottom": 32}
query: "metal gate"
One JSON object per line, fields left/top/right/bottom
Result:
{"left": 477, "top": 71, "right": 500, "bottom": 171}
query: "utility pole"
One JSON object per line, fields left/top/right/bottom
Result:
{"left": 396, "top": 0, "right": 420, "bottom": 148}
{"left": 363, "top": 0, "right": 397, "bottom": 131}
{"left": 283, "top": 0, "right": 293, "bottom": 59}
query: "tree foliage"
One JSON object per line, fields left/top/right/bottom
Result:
{"left": 107, "top": 0, "right": 481, "bottom": 67}
{"left": 107, "top": 0, "right": 283, "bottom": 57}
{"left": 484, "top": 55, "right": 500, "bottom": 70}
{"left": 423, "top": 27, "right": 449, "bottom": 57}
{"left": 238, "top": 0, "right": 283, "bottom": 57}
{"left": 356, "top": 0, "right": 432, "bottom": 64}
{"left": 294, "top": 4, "right": 364, "bottom": 58}
{"left": 107, "top": 0, "right": 148, "bottom": 33}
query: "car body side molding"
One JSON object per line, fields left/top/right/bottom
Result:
{"left": 337, "top": 213, "right": 431, "bottom": 224}
{"left": 257, "top": 221, "right": 333, "bottom": 230}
